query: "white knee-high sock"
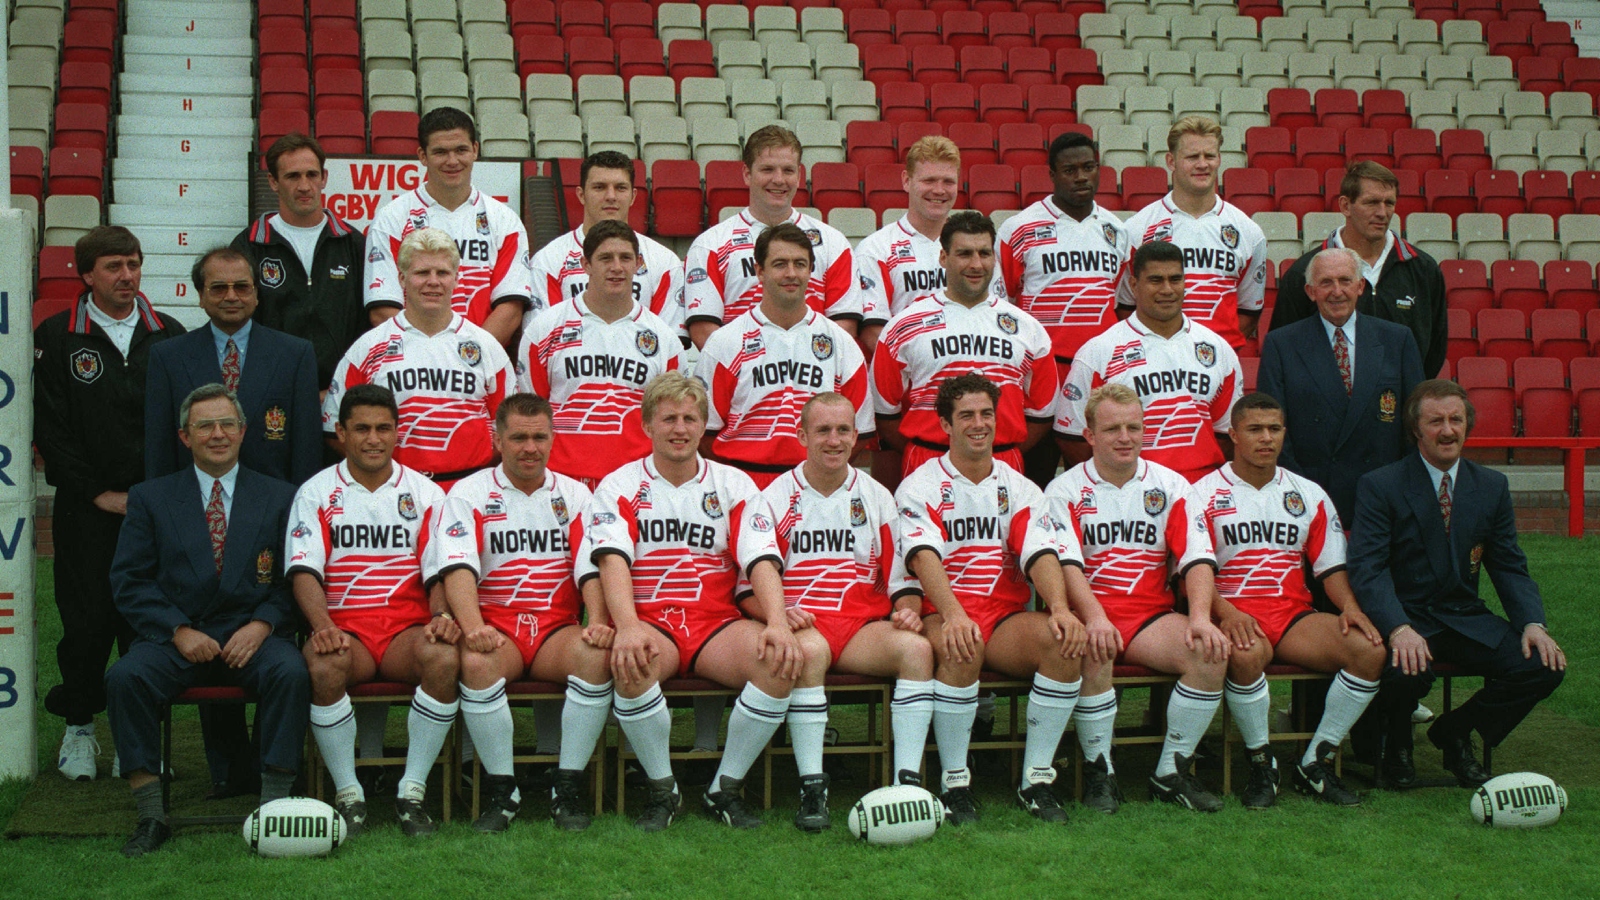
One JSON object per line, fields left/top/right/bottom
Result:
{"left": 399, "top": 688, "right": 459, "bottom": 798}
{"left": 1303, "top": 670, "right": 1380, "bottom": 766}
{"left": 713, "top": 684, "right": 790, "bottom": 786}
{"left": 311, "top": 694, "right": 360, "bottom": 797}
{"left": 459, "top": 679, "right": 513, "bottom": 777}
{"left": 1225, "top": 675, "right": 1272, "bottom": 751}
{"left": 1157, "top": 682, "right": 1221, "bottom": 778}
{"left": 891, "top": 679, "right": 936, "bottom": 780}
{"left": 355, "top": 702, "right": 388, "bottom": 760}
{"left": 787, "top": 686, "right": 829, "bottom": 777}
{"left": 614, "top": 684, "right": 673, "bottom": 781}
{"left": 1074, "top": 689, "right": 1118, "bottom": 773}
{"left": 932, "top": 680, "right": 979, "bottom": 778}
{"left": 559, "top": 676, "right": 614, "bottom": 771}
{"left": 1022, "top": 674, "right": 1081, "bottom": 785}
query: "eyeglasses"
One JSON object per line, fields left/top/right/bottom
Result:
{"left": 189, "top": 418, "right": 243, "bottom": 435}
{"left": 205, "top": 281, "right": 255, "bottom": 299}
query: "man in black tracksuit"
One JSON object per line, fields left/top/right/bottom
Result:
{"left": 232, "top": 133, "right": 368, "bottom": 391}
{"left": 1270, "top": 161, "right": 1448, "bottom": 380}
{"left": 34, "top": 226, "right": 185, "bottom": 781}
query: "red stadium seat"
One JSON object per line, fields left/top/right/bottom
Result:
{"left": 58, "top": 62, "right": 112, "bottom": 108}
{"left": 52, "top": 103, "right": 108, "bottom": 153}
{"left": 567, "top": 36, "right": 616, "bottom": 78}
{"left": 649, "top": 159, "right": 705, "bottom": 237}
{"left": 1035, "top": 13, "right": 1081, "bottom": 53}
{"left": 1424, "top": 169, "right": 1476, "bottom": 217}
{"left": 1440, "top": 130, "right": 1493, "bottom": 176}
{"left": 912, "top": 45, "right": 960, "bottom": 86}
{"left": 10, "top": 147, "right": 44, "bottom": 201}
{"left": 894, "top": 10, "right": 941, "bottom": 47}
{"left": 1478, "top": 308, "right": 1533, "bottom": 364}
{"left": 1535, "top": 22, "right": 1579, "bottom": 62}
{"left": 949, "top": 122, "right": 997, "bottom": 175}
{"left": 705, "top": 160, "right": 747, "bottom": 216}
{"left": 1122, "top": 167, "right": 1169, "bottom": 210}
{"left": 998, "top": 123, "right": 1048, "bottom": 168}
{"left": 1570, "top": 355, "right": 1600, "bottom": 397}
{"left": 1492, "top": 260, "right": 1543, "bottom": 302}
{"left": 1245, "top": 126, "right": 1295, "bottom": 175}
{"left": 67, "top": 0, "right": 119, "bottom": 26}
{"left": 881, "top": 83, "right": 930, "bottom": 125}
{"left": 1343, "top": 128, "right": 1393, "bottom": 169}
{"left": 1488, "top": 21, "right": 1535, "bottom": 63}
{"left": 519, "top": 36, "right": 567, "bottom": 77}
{"left": 313, "top": 68, "right": 364, "bottom": 113}
{"left": 309, "top": 0, "right": 357, "bottom": 33}
{"left": 259, "top": 110, "right": 310, "bottom": 154}
{"left": 259, "top": 26, "right": 309, "bottom": 71}
{"left": 897, "top": 122, "right": 944, "bottom": 151}
{"left": 1447, "top": 307, "right": 1477, "bottom": 366}
{"left": 1024, "top": 85, "right": 1074, "bottom": 128}
{"left": 1524, "top": 170, "right": 1575, "bottom": 219}
{"left": 1020, "top": 164, "right": 1052, "bottom": 206}
{"left": 1574, "top": 172, "right": 1600, "bottom": 215}
{"left": 943, "top": 10, "right": 988, "bottom": 52}
{"left": 1293, "top": 127, "right": 1343, "bottom": 174}
{"left": 982, "top": 83, "right": 1031, "bottom": 128}
{"left": 968, "top": 164, "right": 1020, "bottom": 215}
{"left": 1361, "top": 89, "right": 1411, "bottom": 133}
{"left": 1521, "top": 388, "right": 1574, "bottom": 437}
{"left": 1518, "top": 57, "right": 1564, "bottom": 100}
{"left": 1223, "top": 168, "right": 1270, "bottom": 199}
{"left": 1095, "top": 165, "right": 1121, "bottom": 211}
{"left": 1545, "top": 260, "right": 1600, "bottom": 312}
{"left": 960, "top": 46, "right": 1008, "bottom": 87}
{"left": 558, "top": 0, "right": 607, "bottom": 38}
{"left": 932, "top": 84, "right": 979, "bottom": 127}
{"left": 608, "top": 2, "right": 657, "bottom": 41}
{"left": 809, "top": 162, "right": 865, "bottom": 216}
{"left": 1008, "top": 47, "right": 1055, "bottom": 89}
{"left": 666, "top": 40, "right": 716, "bottom": 83}
{"left": 1443, "top": 258, "right": 1490, "bottom": 292}
{"left": 1466, "top": 387, "right": 1517, "bottom": 437}
{"left": 1268, "top": 88, "right": 1316, "bottom": 131}
{"left": 1275, "top": 167, "right": 1325, "bottom": 220}
{"left": 1314, "top": 89, "right": 1362, "bottom": 132}
{"left": 1241, "top": 356, "right": 1260, "bottom": 391}
{"left": 618, "top": 38, "right": 667, "bottom": 80}
{"left": 988, "top": 12, "right": 1035, "bottom": 52}
{"left": 1513, "top": 355, "right": 1565, "bottom": 398}
{"left": 370, "top": 111, "right": 420, "bottom": 156}
{"left": 848, "top": 8, "right": 894, "bottom": 46}
{"left": 1474, "top": 170, "right": 1526, "bottom": 217}
{"left": 1054, "top": 49, "right": 1102, "bottom": 91}
{"left": 62, "top": 20, "right": 115, "bottom": 67}
{"left": 846, "top": 121, "right": 897, "bottom": 167}
{"left": 37, "top": 247, "right": 81, "bottom": 302}
{"left": 1533, "top": 308, "right": 1588, "bottom": 367}
{"left": 47, "top": 147, "right": 103, "bottom": 197}
{"left": 1457, "top": 356, "right": 1509, "bottom": 390}
{"left": 312, "top": 28, "right": 361, "bottom": 71}
{"left": 1393, "top": 129, "right": 1443, "bottom": 175}
{"left": 865, "top": 163, "right": 906, "bottom": 216}
{"left": 258, "top": 0, "right": 305, "bottom": 30}
{"left": 864, "top": 44, "right": 911, "bottom": 87}
{"left": 314, "top": 109, "right": 367, "bottom": 155}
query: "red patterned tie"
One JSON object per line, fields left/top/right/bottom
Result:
{"left": 221, "top": 338, "right": 240, "bottom": 393}
{"left": 1438, "top": 472, "right": 1452, "bottom": 533}
{"left": 207, "top": 480, "right": 227, "bottom": 574}
{"left": 1333, "top": 327, "right": 1352, "bottom": 396}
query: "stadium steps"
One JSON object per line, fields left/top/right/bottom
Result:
{"left": 111, "top": 0, "right": 254, "bottom": 325}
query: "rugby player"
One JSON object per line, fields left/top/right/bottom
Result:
{"left": 327, "top": 227, "right": 514, "bottom": 489}
{"left": 696, "top": 222, "right": 872, "bottom": 488}
{"left": 854, "top": 135, "right": 961, "bottom": 355}
{"left": 1056, "top": 240, "right": 1241, "bottom": 482}
{"left": 684, "top": 125, "right": 861, "bottom": 349}
{"left": 1046, "top": 384, "right": 1232, "bottom": 812}
{"left": 364, "top": 106, "right": 532, "bottom": 347}
{"left": 873, "top": 212, "right": 1057, "bottom": 483}
{"left": 288, "top": 384, "right": 457, "bottom": 837}
{"left": 1119, "top": 116, "right": 1267, "bottom": 351}
{"left": 759, "top": 393, "right": 938, "bottom": 826}
{"left": 586, "top": 372, "right": 813, "bottom": 830}
{"left": 436, "top": 393, "right": 616, "bottom": 831}
{"left": 526, "top": 150, "right": 685, "bottom": 334}
{"left": 894, "top": 374, "right": 1106, "bottom": 824}
{"left": 1196, "top": 392, "right": 1387, "bottom": 807}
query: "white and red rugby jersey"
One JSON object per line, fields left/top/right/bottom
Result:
{"left": 583, "top": 456, "right": 782, "bottom": 611}
{"left": 286, "top": 461, "right": 445, "bottom": 611}
{"left": 1193, "top": 464, "right": 1345, "bottom": 605}
{"left": 695, "top": 307, "right": 872, "bottom": 470}
{"left": 432, "top": 465, "right": 593, "bottom": 613}
{"left": 1054, "top": 314, "right": 1241, "bottom": 481}
{"left": 1118, "top": 194, "right": 1267, "bottom": 350}
{"left": 363, "top": 187, "right": 533, "bottom": 326}
{"left": 995, "top": 198, "right": 1131, "bottom": 361}
{"left": 526, "top": 225, "right": 686, "bottom": 333}
{"left": 323, "top": 312, "right": 513, "bottom": 476}
{"left": 516, "top": 297, "right": 683, "bottom": 483}
{"left": 751, "top": 465, "right": 919, "bottom": 618}
{"left": 872, "top": 293, "right": 1058, "bottom": 450}
{"left": 1046, "top": 459, "right": 1214, "bottom": 626}
{"left": 683, "top": 208, "right": 862, "bottom": 327}
{"left": 854, "top": 217, "right": 946, "bottom": 326}
{"left": 893, "top": 455, "right": 1075, "bottom": 608}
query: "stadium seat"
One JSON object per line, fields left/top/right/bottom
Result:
{"left": 259, "top": 26, "right": 309, "bottom": 71}
{"left": 968, "top": 164, "right": 1020, "bottom": 216}
{"left": 1533, "top": 308, "right": 1589, "bottom": 367}
{"left": 897, "top": 122, "right": 943, "bottom": 153}
{"left": 53, "top": 103, "right": 108, "bottom": 153}
{"left": 1293, "top": 126, "right": 1343, "bottom": 174}
{"left": 667, "top": 40, "right": 717, "bottom": 83}
{"left": 47, "top": 147, "right": 103, "bottom": 198}
{"left": 1456, "top": 356, "right": 1510, "bottom": 390}
{"left": 315, "top": 110, "right": 367, "bottom": 155}
{"left": 1035, "top": 13, "right": 1082, "bottom": 54}
{"left": 1343, "top": 129, "right": 1393, "bottom": 169}
{"left": 1478, "top": 308, "right": 1533, "bottom": 364}
{"left": 949, "top": 122, "right": 997, "bottom": 174}
{"left": 1007, "top": 47, "right": 1055, "bottom": 89}
{"left": 1122, "top": 167, "right": 1169, "bottom": 211}
{"left": 810, "top": 162, "right": 864, "bottom": 216}
{"left": 998, "top": 123, "right": 1048, "bottom": 169}
{"left": 1245, "top": 126, "right": 1295, "bottom": 174}
{"left": 261, "top": 67, "right": 312, "bottom": 114}
{"left": 865, "top": 163, "right": 908, "bottom": 217}
{"left": 1026, "top": 85, "right": 1076, "bottom": 128}
{"left": 1055, "top": 49, "right": 1104, "bottom": 91}
{"left": 1394, "top": 129, "right": 1444, "bottom": 176}
{"left": 58, "top": 62, "right": 112, "bottom": 109}
{"left": 1475, "top": 170, "right": 1528, "bottom": 218}
{"left": 880, "top": 83, "right": 929, "bottom": 125}
{"left": 568, "top": 37, "right": 617, "bottom": 78}
{"left": 371, "top": 111, "right": 421, "bottom": 156}
{"left": 1465, "top": 387, "right": 1517, "bottom": 437}
{"left": 62, "top": 20, "right": 115, "bottom": 68}
{"left": 1440, "top": 130, "right": 1493, "bottom": 176}
{"left": 1447, "top": 307, "right": 1476, "bottom": 366}
{"left": 1020, "top": 165, "right": 1052, "bottom": 206}
{"left": 649, "top": 159, "right": 704, "bottom": 237}
{"left": 1275, "top": 168, "right": 1324, "bottom": 221}
{"left": 1545, "top": 260, "right": 1600, "bottom": 312}
{"left": 960, "top": 46, "right": 1007, "bottom": 87}
{"left": 1513, "top": 356, "right": 1566, "bottom": 400}
{"left": 314, "top": 68, "right": 365, "bottom": 113}
{"left": 894, "top": 9, "right": 941, "bottom": 48}
{"left": 931, "top": 84, "right": 979, "bottom": 127}
{"left": 43, "top": 194, "right": 100, "bottom": 247}
{"left": 987, "top": 12, "right": 1035, "bottom": 53}
{"left": 1570, "top": 359, "right": 1600, "bottom": 433}
{"left": 1521, "top": 388, "right": 1574, "bottom": 437}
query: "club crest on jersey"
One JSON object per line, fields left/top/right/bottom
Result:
{"left": 406, "top": 210, "right": 428, "bottom": 233}
{"left": 1220, "top": 224, "right": 1240, "bottom": 249}
{"left": 997, "top": 485, "right": 1010, "bottom": 515}
{"left": 259, "top": 258, "right": 286, "bottom": 289}
{"left": 458, "top": 341, "right": 483, "bottom": 367}
{"left": 850, "top": 497, "right": 867, "bottom": 527}
{"left": 687, "top": 266, "right": 708, "bottom": 285}
{"left": 702, "top": 492, "right": 724, "bottom": 519}
{"left": 1143, "top": 488, "right": 1167, "bottom": 516}
{"left": 560, "top": 255, "right": 583, "bottom": 273}
{"left": 1077, "top": 486, "right": 1097, "bottom": 513}
{"left": 743, "top": 334, "right": 764, "bottom": 355}
{"left": 550, "top": 495, "right": 569, "bottom": 525}
{"left": 560, "top": 326, "right": 581, "bottom": 344}
{"left": 256, "top": 549, "right": 274, "bottom": 584}
{"left": 1469, "top": 543, "right": 1484, "bottom": 575}
{"left": 384, "top": 337, "right": 403, "bottom": 358}
{"left": 637, "top": 329, "right": 660, "bottom": 357}
{"left": 446, "top": 520, "right": 468, "bottom": 538}
{"left": 1148, "top": 224, "right": 1174, "bottom": 243}
{"left": 804, "top": 228, "right": 822, "bottom": 246}
{"left": 476, "top": 211, "right": 490, "bottom": 235}
{"left": 70, "top": 348, "right": 102, "bottom": 383}
{"left": 1379, "top": 389, "right": 1397, "bottom": 423}
{"left": 1033, "top": 224, "right": 1056, "bottom": 241}
{"left": 1066, "top": 383, "right": 1084, "bottom": 401}
{"left": 1102, "top": 223, "right": 1118, "bottom": 246}
{"left": 732, "top": 229, "right": 752, "bottom": 247}
{"left": 1195, "top": 341, "right": 1216, "bottom": 368}
{"left": 397, "top": 493, "right": 418, "bottom": 521}
{"left": 750, "top": 513, "right": 773, "bottom": 532}
{"left": 812, "top": 333, "right": 834, "bottom": 360}
{"left": 291, "top": 521, "right": 312, "bottom": 539}
{"left": 264, "top": 405, "right": 287, "bottom": 441}
{"left": 1212, "top": 492, "right": 1235, "bottom": 512}
{"left": 997, "top": 312, "right": 1019, "bottom": 335}
{"left": 893, "top": 243, "right": 914, "bottom": 259}
{"left": 1283, "top": 490, "right": 1306, "bottom": 518}
{"left": 939, "top": 484, "right": 953, "bottom": 506}
{"left": 484, "top": 498, "right": 504, "bottom": 517}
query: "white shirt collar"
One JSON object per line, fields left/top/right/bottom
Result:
{"left": 1421, "top": 455, "right": 1460, "bottom": 496}
{"left": 1331, "top": 228, "right": 1395, "bottom": 288}
{"left": 195, "top": 463, "right": 240, "bottom": 512}
{"left": 1321, "top": 311, "right": 1358, "bottom": 346}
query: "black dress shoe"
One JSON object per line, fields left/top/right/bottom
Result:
{"left": 120, "top": 818, "right": 171, "bottom": 858}
{"left": 1382, "top": 747, "right": 1418, "bottom": 789}
{"left": 1429, "top": 724, "right": 1490, "bottom": 788}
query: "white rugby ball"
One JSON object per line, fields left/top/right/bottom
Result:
{"left": 848, "top": 784, "right": 942, "bottom": 845}
{"left": 243, "top": 797, "right": 345, "bottom": 857}
{"left": 1469, "top": 772, "right": 1568, "bottom": 829}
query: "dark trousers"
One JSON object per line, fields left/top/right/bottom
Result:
{"left": 1383, "top": 625, "right": 1565, "bottom": 748}
{"left": 105, "top": 635, "right": 310, "bottom": 778}
{"left": 46, "top": 493, "right": 134, "bottom": 725}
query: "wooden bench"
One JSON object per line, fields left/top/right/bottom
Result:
{"left": 307, "top": 682, "right": 458, "bottom": 822}
{"left": 459, "top": 680, "right": 607, "bottom": 821}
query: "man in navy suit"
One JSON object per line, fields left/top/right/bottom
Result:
{"left": 1257, "top": 246, "right": 1425, "bottom": 526}
{"left": 106, "top": 384, "right": 309, "bottom": 857}
{"left": 1349, "top": 380, "right": 1566, "bottom": 789}
{"left": 144, "top": 248, "right": 320, "bottom": 797}
{"left": 146, "top": 247, "right": 321, "bottom": 486}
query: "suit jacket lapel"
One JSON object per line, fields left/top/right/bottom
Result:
{"left": 1289, "top": 320, "right": 1348, "bottom": 419}
{"left": 1402, "top": 454, "right": 1455, "bottom": 584}
{"left": 187, "top": 325, "right": 224, "bottom": 384}
{"left": 1334, "top": 316, "right": 1386, "bottom": 450}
